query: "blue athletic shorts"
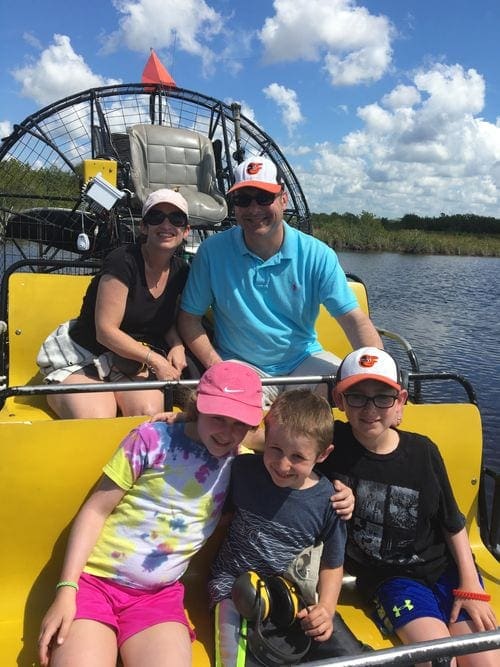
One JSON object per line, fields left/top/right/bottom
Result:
{"left": 371, "top": 566, "right": 482, "bottom": 636}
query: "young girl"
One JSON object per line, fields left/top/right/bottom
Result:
{"left": 38, "top": 361, "right": 263, "bottom": 667}
{"left": 318, "top": 347, "right": 499, "bottom": 667}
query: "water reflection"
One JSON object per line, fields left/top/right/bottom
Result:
{"left": 339, "top": 252, "right": 500, "bottom": 471}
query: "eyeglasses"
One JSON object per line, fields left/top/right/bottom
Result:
{"left": 230, "top": 191, "right": 280, "bottom": 208}
{"left": 342, "top": 393, "right": 399, "bottom": 409}
{"left": 143, "top": 209, "right": 188, "bottom": 228}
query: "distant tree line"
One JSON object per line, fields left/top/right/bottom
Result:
{"left": 383, "top": 213, "right": 500, "bottom": 235}
{"left": 313, "top": 211, "right": 500, "bottom": 257}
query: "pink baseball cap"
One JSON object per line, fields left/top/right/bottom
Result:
{"left": 196, "top": 361, "right": 263, "bottom": 426}
{"left": 142, "top": 188, "right": 189, "bottom": 217}
{"left": 227, "top": 157, "right": 284, "bottom": 194}
{"left": 334, "top": 347, "right": 402, "bottom": 396}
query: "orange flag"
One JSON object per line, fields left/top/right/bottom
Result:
{"left": 141, "top": 49, "right": 177, "bottom": 87}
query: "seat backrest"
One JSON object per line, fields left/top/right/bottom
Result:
{"left": 127, "top": 124, "right": 227, "bottom": 226}
{"left": 315, "top": 281, "right": 370, "bottom": 360}
{"left": 0, "top": 416, "right": 213, "bottom": 667}
{"left": 1, "top": 404, "right": 496, "bottom": 665}
{"left": 1, "top": 272, "right": 93, "bottom": 421}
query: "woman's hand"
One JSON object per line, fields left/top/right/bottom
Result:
{"left": 166, "top": 343, "right": 187, "bottom": 374}
{"left": 149, "top": 351, "right": 183, "bottom": 380}
{"left": 38, "top": 588, "right": 77, "bottom": 666}
{"left": 331, "top": 480, "right": 355, "bottom": 520}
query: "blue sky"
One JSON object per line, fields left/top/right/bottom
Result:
{"left": 2, "top": 0, "right": 500, "bottom": 218}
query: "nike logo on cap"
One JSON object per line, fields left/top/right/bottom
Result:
{"left": 223, "top": 387, "right": 244, "bottom": 393}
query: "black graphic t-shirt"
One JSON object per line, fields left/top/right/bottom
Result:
{"left": 316, "top": 421, "right": 465, "bottom": 597}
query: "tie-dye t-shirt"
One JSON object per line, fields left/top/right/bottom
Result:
{"left": 84, "top": 421, "right": 234, "bottom": 590}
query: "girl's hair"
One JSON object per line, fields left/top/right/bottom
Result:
{"left": 184, "top": 391, "right": 199, "bottom": 421}
{"left": 264, "top": 389, "right": 333, "bottom": 452}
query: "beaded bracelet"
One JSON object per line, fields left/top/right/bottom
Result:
{"left": 452, "top": 588, "right": 491, "bottom": 602}
{"left": 56, "top": 580, "right": 79, "bottom": 592}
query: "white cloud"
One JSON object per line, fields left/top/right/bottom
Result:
{"left": 263, "top": 83, "right": 304, "bottom": 134}
{"left": 104, "top": 0, "right": 224, "bottom": 76}
{"left": 12, "top": 35, "right": 121, "bottom": 107}
{"left": 297, "top": 63, "right": 500, "bottom": 217}
{"left": 382, "top": 84, "right": 420, "bottom": 109}
{"left": 0, "top": 120, "right": 13, "bottom": 139}
{"left": 259, "top": 0, "right": 393, "bottom": 85}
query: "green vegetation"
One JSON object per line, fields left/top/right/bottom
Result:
{"left": 0, "top": 159, "right": 80, "bottom": 211}
{"left": 2, "top": 160, "right": 500, "bottom": 257}
{"left": 313, "top": 211, "right": 500, "bottom": 257}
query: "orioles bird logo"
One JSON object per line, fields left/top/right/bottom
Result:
{"left": 246, "top": 162, "right": 263, "bottom": 175}
{"left": 359, "top": 354, "right": 378, "bottom": 368}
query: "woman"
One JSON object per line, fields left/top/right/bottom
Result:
{"left": 37, "top": 189, "right": 190, "bottom": 418}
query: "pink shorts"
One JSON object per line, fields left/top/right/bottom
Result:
{"left": 74, "top": 573, "right": 196, "bottom": 646}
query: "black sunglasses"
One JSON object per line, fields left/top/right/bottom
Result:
{"left": 230, "top": 191, "right": 280, "bottom": 208}
{"left": 143, "top": 209, "right": 188, "bottom": 228}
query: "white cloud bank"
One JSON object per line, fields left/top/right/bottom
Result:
{"left": 12, "top": 34, "right": 121, "bottom": 107}
{"left": 259, "top": 0, "right": 393, "bottom": 85}
{"left": 104, "top": 0, "right": 224, "bottom": 76}
{"left": 297, "top": 63, "right": 500, "bottom": 217}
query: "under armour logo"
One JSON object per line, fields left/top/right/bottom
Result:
{"left": 392, "top": 600, "right": 414, "bottom": 618}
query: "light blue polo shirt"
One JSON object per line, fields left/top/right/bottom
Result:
{"left": 181, "top": 223, "right": 358, "bottom": 375}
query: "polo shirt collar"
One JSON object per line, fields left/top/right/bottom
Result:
{"left": 234, "top": 222, "right": 295, "bottom": 261}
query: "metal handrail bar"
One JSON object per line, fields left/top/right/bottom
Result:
{"left": 0, "top": 374, "right": 335, "bottom": 398}
{"left": 0, "top": 372, "right": 478, "bottom": 405}
{"left": 376, "top": 327, "right": 420, "bottom": 372}
{"left": 305, "top": 628, "right": 500, "bottom": 666}
{"left": 407, "top": 371, "right": 478, "bottom": 406}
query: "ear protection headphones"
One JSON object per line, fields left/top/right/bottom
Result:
{"left": 232, "top": 570, "right": 300, "bottom": 627}
{"left": 232, "top": 571, "right": 311, "bottom": 666}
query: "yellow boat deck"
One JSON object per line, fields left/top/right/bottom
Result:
{"left": 0, "top": 270, "right": 498, "bottom": 665}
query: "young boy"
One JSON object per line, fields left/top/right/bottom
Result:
{"left": 208, "top": 390, "right": 347, "bottom": 666}
{"left": 317, "top": 346, "right": 499, "bottom": 667}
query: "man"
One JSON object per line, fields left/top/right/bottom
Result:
{"left": 178, "top": 156, "right": 382, "bottom": 404}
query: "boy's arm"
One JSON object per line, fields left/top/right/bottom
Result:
{"left": 444, "top": 528, "right": 497, "bottom": 630}
{"left": 296, "top": 564, "right": 343, "bottom": 642}
{"left": 38, "top": 477, "right": 125, "bottom": 666}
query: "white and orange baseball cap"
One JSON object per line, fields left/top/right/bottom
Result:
{"left": 227, "top": 157, "right": 284, "bottom": 194}
{"left": 334, "top": 347, "right": 402, "bottom": 396}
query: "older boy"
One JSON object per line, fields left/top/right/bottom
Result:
{"left": 317, "top": 347, "right": 499, "bottom": 667}
{"left": 209, "top": 390, "right": 347, "bottom": 666}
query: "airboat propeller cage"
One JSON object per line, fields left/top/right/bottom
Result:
{"left": 85, "top": 173, "right": 126, "bottom": 212}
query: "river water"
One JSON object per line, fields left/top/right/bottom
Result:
{"left": 338, "top": 251, "right": 500, "bottom": 473}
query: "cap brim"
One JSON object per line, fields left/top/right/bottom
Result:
{"left": 335, "top": 374, "right": 401, "bottom": 395}
{"left": 197, "top": 394, "right": 262, "bottom": 427}
{"left": 227, "top": 181, "right": 282, "bottom": 195}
